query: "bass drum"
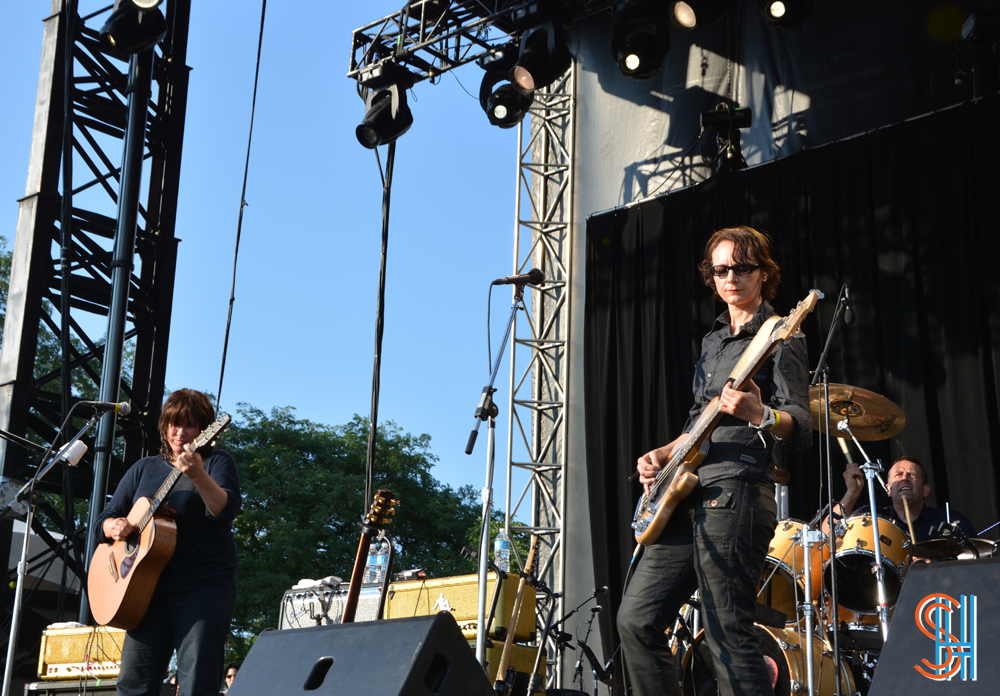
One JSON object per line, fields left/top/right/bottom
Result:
{"left": 759, "top": 519, "right": 829, "bottom": 626}
{"left": 679, "top": 625, "right": 856, "bottom": 696}
{"left": 824, "top": 514, "right": 909, "bottom": 614}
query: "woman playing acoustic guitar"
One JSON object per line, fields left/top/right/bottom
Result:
{"left": 94, "top": 389, "right": 241, "bottom": 696}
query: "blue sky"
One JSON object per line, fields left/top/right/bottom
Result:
{"left": 1, "top": 2, "right": 525, "bottom": 494}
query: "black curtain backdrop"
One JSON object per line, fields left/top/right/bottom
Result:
{"left": 584, "top": 95, "right": 1000, "bottom": 657}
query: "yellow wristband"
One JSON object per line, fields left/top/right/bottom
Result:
{"left": 769, "top": 409, "right": 780, "bottom": 430}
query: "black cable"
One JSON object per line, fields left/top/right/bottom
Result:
{"left": 365, "top": 140, "right": 396, "bottom": 511}
{"left": 217, "top": 0, "right": 267, "bottom": 411}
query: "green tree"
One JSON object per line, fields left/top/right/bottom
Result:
{"left": 223, "top": 406, "right": 485, "bottom": 660}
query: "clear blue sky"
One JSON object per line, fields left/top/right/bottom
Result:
{"left": 1, "top": 2, "right": 525, "bottom": 495}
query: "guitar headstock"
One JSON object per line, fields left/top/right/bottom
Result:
{"left": 194, "top": 413, "right": 232, "bottom": 453}
{"left": 774, "top": 290, "right": 822, "bottom": 342}
{"left": 364, "top": 489, "right": 397, "bottom": 531}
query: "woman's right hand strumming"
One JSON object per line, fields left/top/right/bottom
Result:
{"left": 637, "top": 434, "right": 689, "bottom": 495}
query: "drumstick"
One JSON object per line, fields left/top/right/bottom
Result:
{"left": 902, "top": 496, "right": 917, "bottom": 541}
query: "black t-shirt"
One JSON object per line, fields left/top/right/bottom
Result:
{"left": 94, "top": 450, "right": 241, "bottom": 592}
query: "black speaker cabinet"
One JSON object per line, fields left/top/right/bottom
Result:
{"left": 228, "top": 612, "right": 494, "bottom": 696}
{"left": 869, "top": 557, "right": 1000, "bottom": 695}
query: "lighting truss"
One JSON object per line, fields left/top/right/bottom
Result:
{"left": 505, "top": 65, "right": 575, "bottom": 688}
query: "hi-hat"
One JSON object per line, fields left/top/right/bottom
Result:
{"left": 910, "top": 537, "right": 996, "bottom": 561}
{"left": 809, "top": 384, "right": 905, "bottom": 441}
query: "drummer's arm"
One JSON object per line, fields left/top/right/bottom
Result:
{"left": 822, "top": 462, "right": 866, "bottom": 535}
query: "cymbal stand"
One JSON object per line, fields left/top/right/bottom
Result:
{"left": 794, "top": 523, "right": 824, "bottom": 696}
{"left": 836, "top": 419, "right": 891, "bottom": 640}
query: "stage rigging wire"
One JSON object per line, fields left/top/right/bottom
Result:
{"left": 217, "top": 0, "right": 267, "bottom": 412}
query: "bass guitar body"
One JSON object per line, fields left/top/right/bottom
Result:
{"left": 631, "top": 406, "right": 713, "bottom": 545}
{"left": 88, "top": 497, "right": 178, "bottom": 630}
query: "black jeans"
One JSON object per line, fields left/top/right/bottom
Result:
{"left": 117, "top": 580, "right": 237, "bottom": 696}
{"left": 617, "top": 479, "right": 777, "bottom": 696}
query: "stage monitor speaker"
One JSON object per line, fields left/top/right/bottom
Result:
{"left": 869, "top": 557, "right": 1000, "bottom": 695}
{"left": 227, "top": 612, "right": 494, "bottom": 696}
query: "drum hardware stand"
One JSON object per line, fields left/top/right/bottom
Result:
{"left": 837, "top": 419, "right": 892, "bottom": 641}
{"left": 794, "top": 523, "right": 825, "bottom": 696}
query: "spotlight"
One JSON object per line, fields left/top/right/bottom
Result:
{"left": 511, "top": 20, "right": 572, "bottom": 93}
{"left": 757, "top": 0, "right": 815, "bottom": 28}
{"left": 612, "top": 17, "right": 670, "bottom": 80}
{"left": 701, "top": 103, "right": 752, "bottom": 131}
{"left": 99, "top": 2, "right": 167, "bottom": 55}
{"left": 356, "top": 84, "right": 413, "bottom": 149}
{"left": 669, "top": 1, "right": 739, "bottom": 31}
{"left": 126, "top": 0, "right": 163, "bottom": 8}
{"left": 962, "top": 10, "right": 1000, "bottom": 47}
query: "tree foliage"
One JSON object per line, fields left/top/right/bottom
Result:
{"left": 222, "top": 406, "right": 487, "bottom": 659}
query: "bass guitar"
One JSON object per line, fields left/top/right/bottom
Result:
{"left": 88, "top": 414, "right": 232, "bottom": 629}
{"left": 631, "top": 290, "right": 821, "bottom": 544}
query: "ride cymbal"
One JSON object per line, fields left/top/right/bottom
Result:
{"left": 808, "top": 384, "right": 905, "bottom": 441}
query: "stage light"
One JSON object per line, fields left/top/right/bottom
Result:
{"left": 127, "top": 0, "right": 163, "bottom": 8}
{"left": 484, "top": 83, "right": 534, "bottom": 128}
{"left": 99, "top": 2, "right": 167, "bottom": 55}
{"left": 612, "top": 17, "right": 671, "bottom": 80}
{"left": 962, "top": 10, "right": 1000, "bottom": 45}
{"left": 669, "top": 1, "right": 739, "bottom": 31}
{"left": 757, "top": 0, "right": 815, "bottom": 28}
{"left": 511, "top": 20, "right": 572, "bottom": 93}
{"left": 356, "top": 84, "right": 413, "bottom": 149}
{"left": 701, "top": 103, "right": 752, "bottom": 131}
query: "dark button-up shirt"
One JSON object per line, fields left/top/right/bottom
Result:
{"left": 853, "top": 503, "right": 976, "bottom": 543}
{"left": 683, "top": 301, "right": 812, "bottom": 486}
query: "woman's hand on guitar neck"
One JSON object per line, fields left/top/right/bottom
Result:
{"left": 637, "top": 433, "right": 689, "bottom": 495}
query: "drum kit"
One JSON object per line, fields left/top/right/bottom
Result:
{"left": 670, "top": 383, "right": 997, "bottom": 696}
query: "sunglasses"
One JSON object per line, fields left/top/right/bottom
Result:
{"left": 710, "top": 263, "right": 760, "bottom": 278}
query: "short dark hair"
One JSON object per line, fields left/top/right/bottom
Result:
{"left": 158, "top": 389, "right": 215, "bottom": 459}
{"left": 698, "top": 226, "right": 782, "bottom": 302}
{"left": 225, "top": 663, "right": 240, "bottom": 672}
{"left": 891, "top": 456, "right": 928, "bottom": 488}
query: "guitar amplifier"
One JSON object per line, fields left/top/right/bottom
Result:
{"left": 385, "top": 572, "right": 535, "bottom": 642}
{"left": 476, "top": 639, "right": 546, "bottom": 696}
{"left": 36, "top": 625, "right": 126, "bottom": 680}
{"left": 278, "top": 585, "right": 382, "bottom": 629}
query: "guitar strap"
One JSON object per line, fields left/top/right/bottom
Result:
{"left": 164, "top": 469, "right": 196, "bottom": 516}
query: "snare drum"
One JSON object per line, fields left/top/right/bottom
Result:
{"left": 680, "top": 624, "right": 856, "bottom": 696}
{"left": 759, "top": 519, "right": 830, "bottom": 625}
{"left": 824, "top": 514, "right": 909, "bottom": 614}
{"left": 824, "top": 598, "right": 890, "bottom": 654}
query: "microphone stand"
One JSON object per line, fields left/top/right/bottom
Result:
{"left": 809, "top": 284, "right": 850, "bottom": 696}
{"left": 2, "top": 412, "right": 97, "bottom": 696}
{"left": 470, "top": 281, "right": 529, "bottom": 666}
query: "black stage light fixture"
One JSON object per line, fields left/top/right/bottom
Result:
{"left": 962, "top": 10, "right": 1000, "bottom": 48}
{"left": 477, "top": 42, "right": 533, "bottom": 128}
{"left": 669, "top": 0, "right": 739, "bottom": 31}
{"left": 356, "top": 84, "right": 413, "bottom": 149}
{"left": 612, "top": 17, "right": 671, "bottom": 80}
{"left": 702, "top": 103, "right": 751, "bottom": 173}
{"left": 757, "top": 0, "right": 815, "bottom": 29}
{"left": 511, "top": 20, "right": 572, "bottom": 93}
{"left": 126, "top": 0, "right": 163, "bottom": 8}
{"left": 99, "top": 0, "right": 167, "bottom": 56}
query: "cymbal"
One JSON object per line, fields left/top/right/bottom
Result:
{"left": 910, "top": 537, "right": 996, "bottom": 561}
{"left": 809, "top": 384, "right": 905, "bottom": 441}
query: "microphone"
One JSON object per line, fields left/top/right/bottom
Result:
{"left": 843, "top": 285, "right": 855, "bottom": 325}
{"left": 55, "top": 440, "right": 88, "bottom": 466}
{"left": 593, "top": 585, "right": 608, "bottom": 596}
{"left": 591, "top": 605, "right": 603, "bottom": 614}
{"left": 491, "top": 268, "right": 544, "bottom": 286}
{"left": 78, "top": 401, "right": 131, "bottom": 416}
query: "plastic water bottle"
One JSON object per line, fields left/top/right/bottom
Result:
{"left": 365, "top": 543, "right": 378, "bottom": 583}
{"left": 374, "top": 539, "right": 389, "bottom": 583}
{"left": 494, "top": 530, "right": 512, "bottom": 572}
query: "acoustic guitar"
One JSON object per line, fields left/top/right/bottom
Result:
{"left": 340, "top": 489, "right": 397, "bottom": 623}
{"left": 631, "top": 291, "right": 820, "bottom": 545}
{"left": 88, "top": 414, "right": 232, "bottom": 629}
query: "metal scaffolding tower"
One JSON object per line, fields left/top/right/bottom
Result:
{"left": 0, "top": 0, "right": 190, "bottom": 677}
{"left": 504, "top": 66, "right": 575, "bottom": 686}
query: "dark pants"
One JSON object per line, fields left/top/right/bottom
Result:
{"left": 117, "top": 580, "right": 237, "bottom": 696}
{"left": 617, "top": 479, "right": 777, "bottom": 696}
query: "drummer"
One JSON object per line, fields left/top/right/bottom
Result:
{"left": 832, "top": 456, "right": 975, "bottom": 543}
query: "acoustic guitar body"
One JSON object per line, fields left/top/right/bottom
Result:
{"left": 88, "top": 497, "right": 178, "bottom": 630}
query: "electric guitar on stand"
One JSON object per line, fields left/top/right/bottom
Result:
{"left": 88, "top": 414, "right": 232, "bottom": 630}
{"left": 631, "top": 290, "right": 821, "bottom": 545}
{"left": 341, "top": 489, "right": 397, "bottom": 623}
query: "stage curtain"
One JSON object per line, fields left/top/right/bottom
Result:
{"left": 584, "top": 95, "right": 1000, "bottom": 654}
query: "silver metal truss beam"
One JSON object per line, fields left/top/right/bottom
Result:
{"left": 504, "top": 65, "right": 574, "bottom": 688}
{"left": 0, "top": 0, "right": 189, "bottom": 608}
